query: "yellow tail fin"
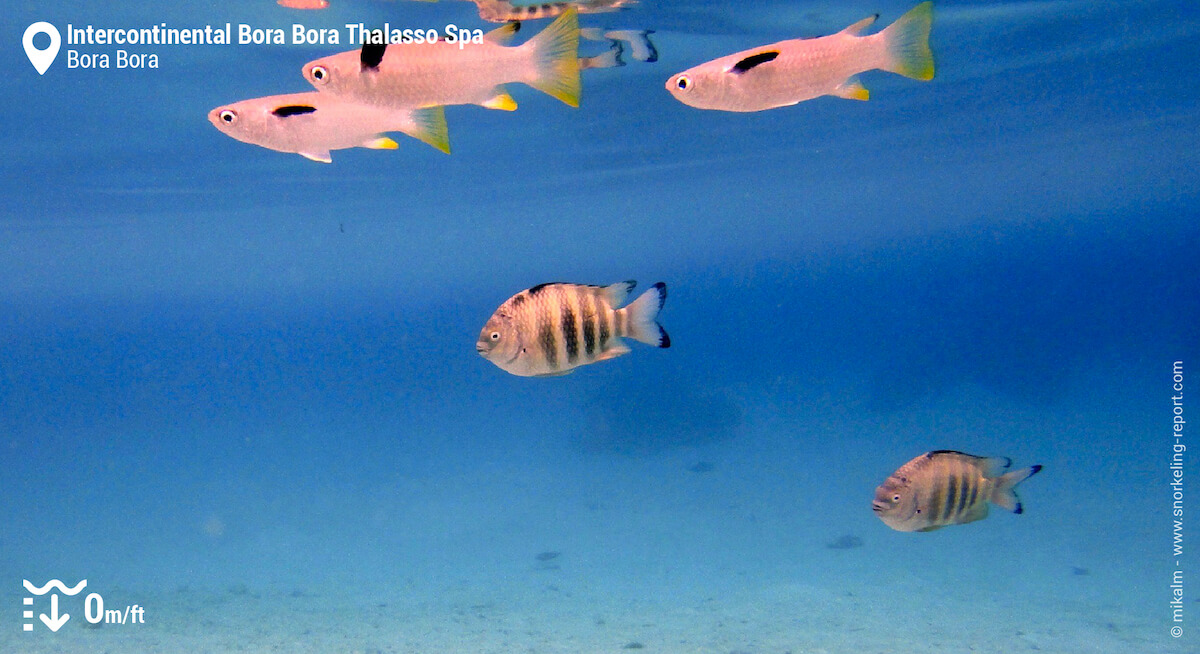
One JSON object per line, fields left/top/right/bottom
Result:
{"left": 881, "top": 1, "right": 935, "bottom": 81}
{"left": 524, "top": 8, "right": 582, "bottom": 107}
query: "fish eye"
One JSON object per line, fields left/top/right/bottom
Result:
{"left": 490, "top": 332, "right": 501, "bottom": 341}
{"left": 892, "top": 494, "right": 901, "bottom": 502}
{"left": 310, "top": 65, "right": 329, "bottom": 83}
{"left": 219, "top": 109, "right": 237, "bottom": 124}
{"left": 675, "top": 75, "right": 691, "bottom": 91}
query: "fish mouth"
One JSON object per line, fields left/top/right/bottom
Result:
{"left": 871, "top": 502, "right": 886, "bottom": 513}
{"left": 475, "top": 343, "right": 488, "bottom": 356}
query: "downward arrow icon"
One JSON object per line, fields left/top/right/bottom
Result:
{"left": 40, "top": 594, "right": 70, "bottom": 632}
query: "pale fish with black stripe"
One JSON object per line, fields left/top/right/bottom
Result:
{"left": 304, "top": 9, "right": 581, "bottom": 112}
{"left": 872, "top": 450, "right": 1043, "bottom": 532}
{"left": 476, "top": 280, "right": 669, "bottom": 377}
{"left": 666, "top": 2, "right": 934, "bottom": 112}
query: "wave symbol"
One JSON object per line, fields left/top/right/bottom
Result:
{"left": 23, "top": 579, "right": 87, "bottom": 595}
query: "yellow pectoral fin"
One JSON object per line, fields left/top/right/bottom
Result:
{"left": 483, "top": 91, "right": 518, "bottom": 111}
{"left": 364, "top": 137, "right": 399, "bottom": 150}
{"left": 835, "top": 79, "right": 869, "bottom": 101}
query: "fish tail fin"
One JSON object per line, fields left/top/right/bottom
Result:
{"left": 880, "top": 1, "right": 935, "bottom": 81}
{"left": 990, "top": 464, "right": 1042, "bottom": 513}
{"left": 620, "top": 282, "right": 670, "bottom": 348}
{"left": 578, "top": 42, "right": 624, "bottom": 71}
{"left": 604, "top": 29, "right": 658, "bottom": 63}
{"left": 396, "top": 106, "right": 450, "bottom": 154}
{"left": 525, "top": 7, "right": 582, "bottom": 107}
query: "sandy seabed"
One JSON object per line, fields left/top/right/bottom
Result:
{"left": 3, "top": 561, "right": 1181, "bottom": 653}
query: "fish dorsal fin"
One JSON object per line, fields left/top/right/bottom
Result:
{"left": 361, "top": 43, "right": 386, "bottom": 70}
{"left": 979, "top": 456, "right": 1014, "bottom": 478}
{"left": 485, "top": 21, "right": 521, "bottom": 45}
{"left": 730, "top": 50, "right": 778, "bottom": 74}
{"left": 602, "top": 280, "right": 636, "bottom": 307}
{"left": 929, "top": 450, "right": 1012, "bottom": 478}
{"left": 840, "top": 14, "right": 879, "bottom": 36}
{"left": 927, "top": 449, "right": 971, "bottom": 457}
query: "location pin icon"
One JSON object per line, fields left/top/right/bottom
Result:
{"left": 23, "top": 22, "right": 61, "bottom": 75}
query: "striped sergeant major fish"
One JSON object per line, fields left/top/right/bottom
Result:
{"left": 872, "top": 450, "right": 1043, "bottom": 532}
{"left": 477, "top": 281, "right": 669, "bottom": 377}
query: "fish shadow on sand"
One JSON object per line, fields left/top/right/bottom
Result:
{"left": 825, "top": 534, "right": 864, "bottom": 550}
{"left": 576, "top": 378, "right": 743, "bottom": 455}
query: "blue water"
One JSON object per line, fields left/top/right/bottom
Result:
{"left": 2, "top": 1, "right": 1198, "bottom": 652}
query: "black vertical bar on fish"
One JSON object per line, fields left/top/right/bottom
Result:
{"left": 965, "top": 477, "right": 979, "bottom": 512}
{"left": 926, "top": 481, "right": 943, "bottom": 528}
{"left": 943, "top": 473, "right": 959, "bottom": 523}
{"left": 539, "top": 300, "right": 559, "bottom": 371}
{"left": 562, "top": 297, "right": 579, "bottom": 365}
{"left": 582, "top": 293, "right": 597, "bottom": 358}
{"left": 956, "top": 474, "right": 973, "bottom": 518}
{"left": 597, "top": 299, "right": 611, "bottom": 352}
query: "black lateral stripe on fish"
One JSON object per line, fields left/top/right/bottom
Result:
{"left": 271, "top": 105, "right": 318, "bottom": 117}
{"left": 730, "top": 50, "right": 779, "bottom": 74}
{"left": 361, "top": 43, "right": 386, "bottom": 70}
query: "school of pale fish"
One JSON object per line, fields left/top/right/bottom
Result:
{"left": 210, "top": 2, "right": 1043, "bottom": 533}
{"left": 212, "top": 2, "right": 664, "bottom": 161}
